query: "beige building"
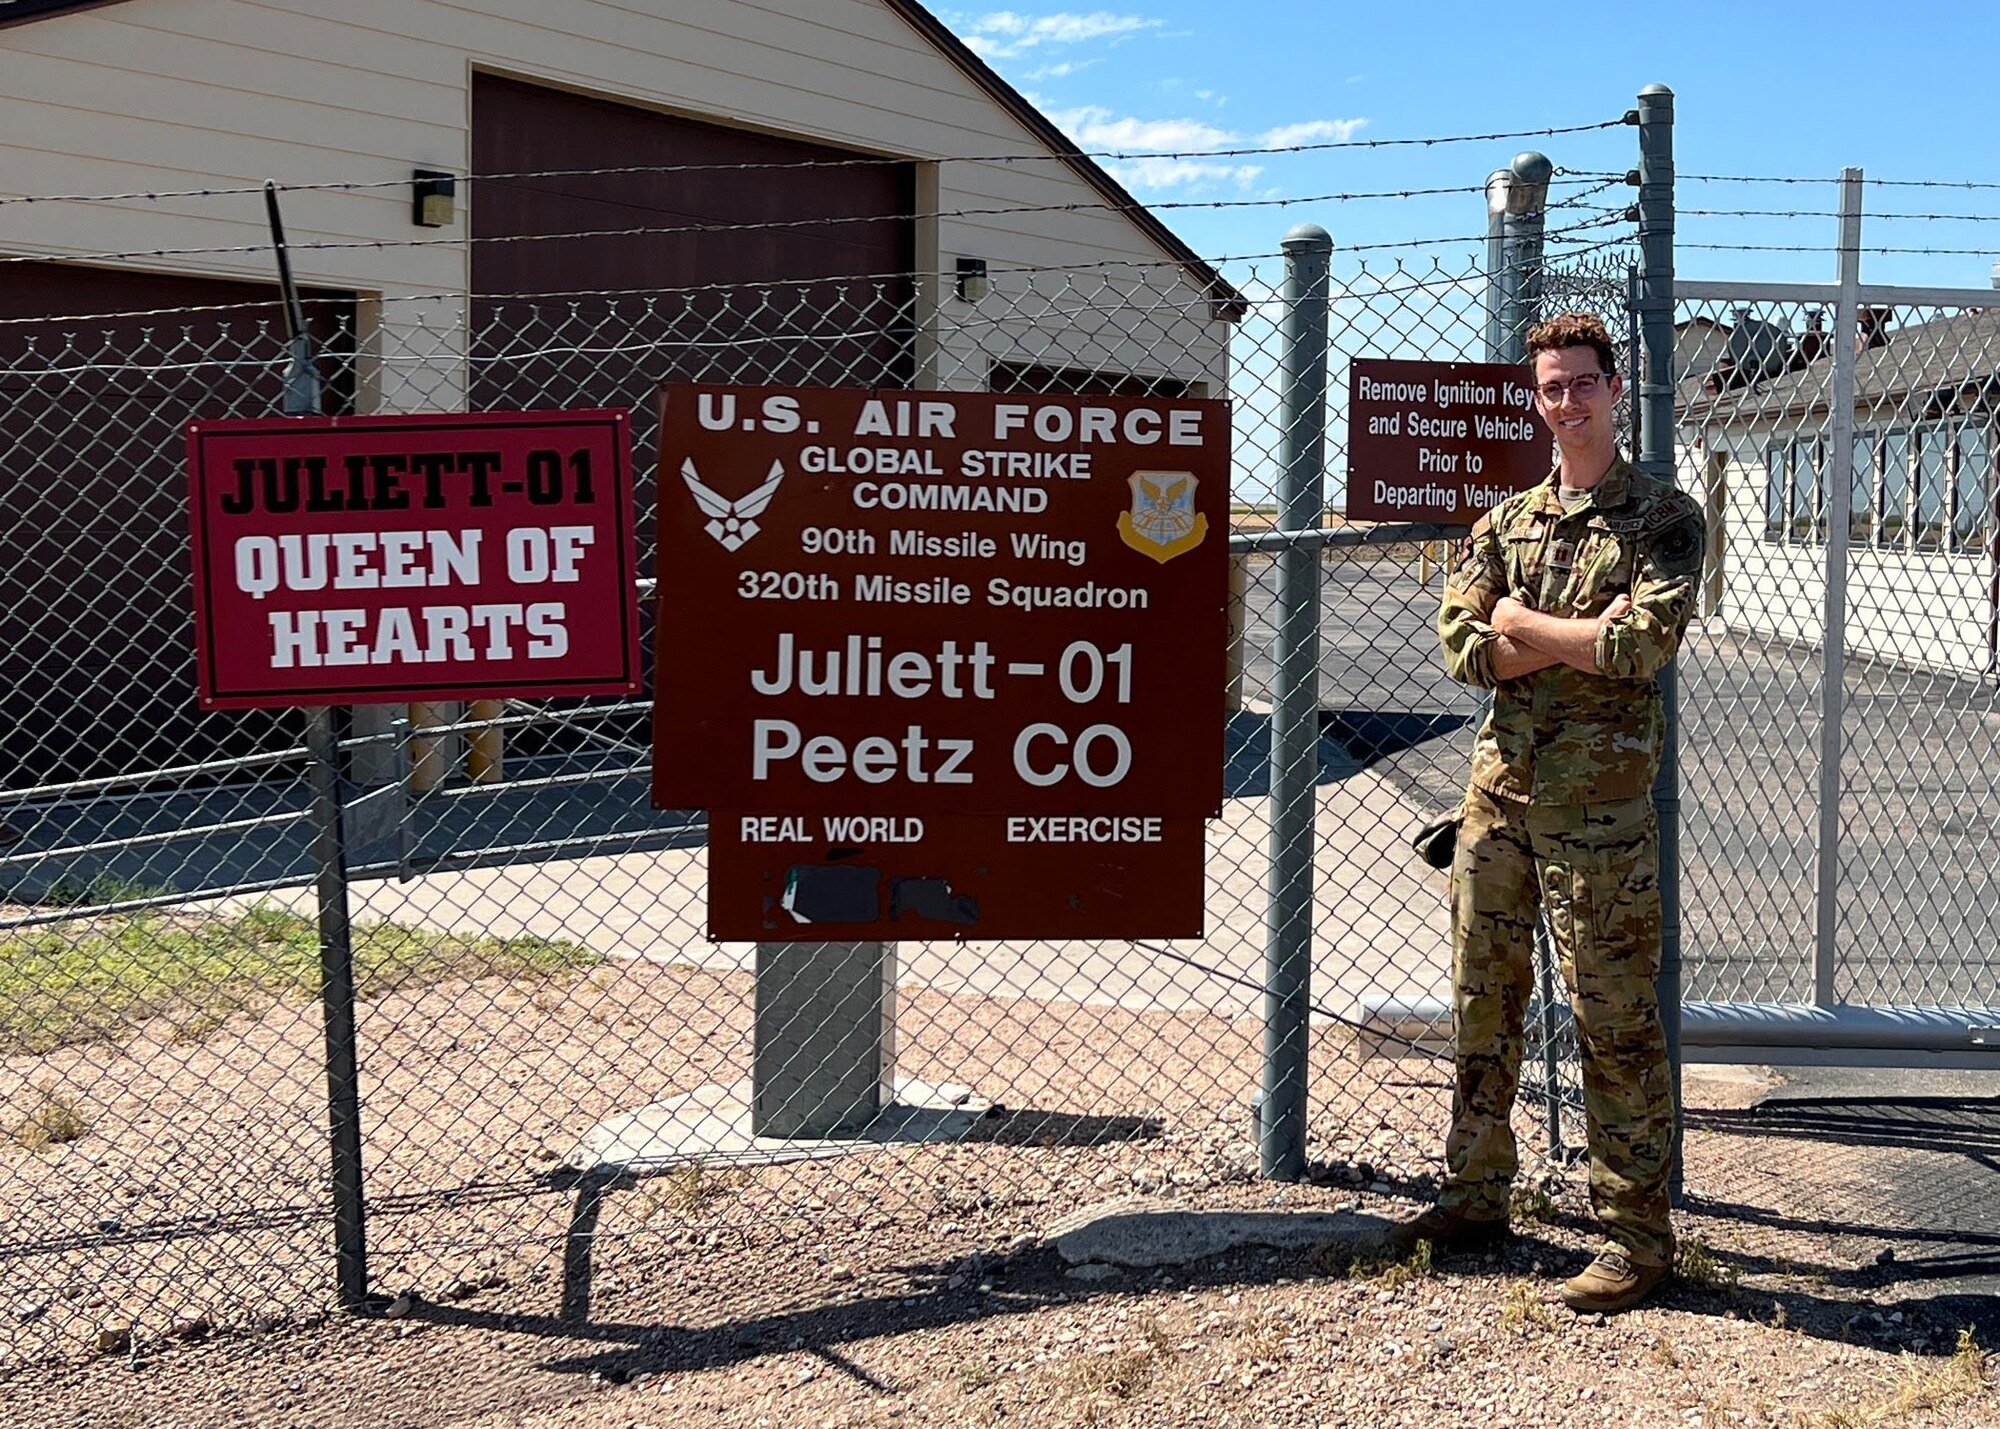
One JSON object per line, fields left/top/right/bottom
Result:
{"left": 0, "top": 0, "right": 1237, "bottom": 785}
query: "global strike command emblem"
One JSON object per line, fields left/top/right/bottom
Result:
{"left": 682, "top": 458, "right": 785, "bottom": 552}
{"left": 1117, "top": 470, "right": 1208, "bottom": 563}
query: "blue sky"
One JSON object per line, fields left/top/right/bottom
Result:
{"left": 939, "top": 3, "right": 2000, "bottom": 292}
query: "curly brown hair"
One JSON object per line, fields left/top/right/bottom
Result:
{"left": 1525, "top": 312, "right": 1617, "bottom": 376}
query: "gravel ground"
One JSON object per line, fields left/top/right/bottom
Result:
{"left": 3, "top": 956, "right": 1996, "bottom": 1427}
{"left": 8, "top": 1156, "right": 1996, "bottom": 1429}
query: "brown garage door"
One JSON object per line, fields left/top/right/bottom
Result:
{"left": 470, "top": 75, "right": 916, "bottom": 743}
{"left": 0, "top": 264, "right": 354, "bottom": 788}
{"left": 471, "top": 73, "right": 916, "bottom": 509}
{"left": 470, "top": 72, "right": 916, "bottom": 399}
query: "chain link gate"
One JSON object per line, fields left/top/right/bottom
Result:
{"left": 0, "top": 117, "right": 1665, "bottom": 1363}
{"left": 1675, "top": 170, "right": 2000, "bottom": 1055}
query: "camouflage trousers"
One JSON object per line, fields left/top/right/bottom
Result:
{"left": 1440, "top": 783, "right": 1676, "bottom": 1266}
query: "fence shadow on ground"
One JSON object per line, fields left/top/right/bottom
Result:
{"left": 546, "top": 1108, "right": 1165, "bottom": 1319}
{"left": 1319, "top": 710, "right": 1471, "bottom": 771}
{"left": 1687, "top": 1094, "right": 2000, "bottom": 1161}
{"left": 1685, "top": 1096, "right": 2000, "bottom": 1258}
{"left": 389, "top": 1209, "right": 1999, "bottom": 1394}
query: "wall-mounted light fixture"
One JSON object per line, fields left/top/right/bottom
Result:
{"left": 955, "top": 257, "right": 990, "bottom": 303}
{"left": 412, "top": 169, "right": 457, "bottom": 228}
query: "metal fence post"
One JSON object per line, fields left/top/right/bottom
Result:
{"left": 1632, "top": 87, "right": 1684, "bottom": 1204}
{"left": 1817, "top": 171, "right": 1864, "bottom": 1008}
{"left": 1261, "top": 223, "right": 1331, "bottom": 1182}
{"left": 1486, "top": 155, "right": 1568, "bottom": 1161}
{"left": 264, "top": 181, "right": 370, "bottom": 1310}
{"left": 1496, "top": 152, "right": 1554, "bottom": 363}
{"left": 1485, "top": 170, "right": 1512, "bottom": 361}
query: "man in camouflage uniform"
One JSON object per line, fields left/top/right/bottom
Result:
{"left": 1389, "top": 313, "right": 1705, "bottom": 1314}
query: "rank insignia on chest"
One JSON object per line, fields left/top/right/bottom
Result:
{"left": 1550, "top": 538, "right": 1579, "bottom": 572}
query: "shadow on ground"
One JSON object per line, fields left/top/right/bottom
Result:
{"left": 404, "top": 1134, "right": 2000, "bottom": 1391}
{"left": 397, "top": 1212, "right": 1998, "bottom": 1392}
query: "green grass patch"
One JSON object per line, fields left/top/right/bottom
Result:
{"left": 38, "top": 874, "right": 176, "bottom": 909}
{"left": 1306, "top": 1234, "right": 1433, "bottom": 1289}
{"left": 1675, "top": 1237, "right": 1741, "bottom": 1295}
{"left": 0, "top": 904, "right": 597, "bottom": 1055}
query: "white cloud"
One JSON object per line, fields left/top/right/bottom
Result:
{"left": 958, "top": 10, "right": 1162, "bottom": 58}
{"left": 1044, "top": 104, "right": 1235, "bottom": 152}
{"left": 1257, "top": 118, "right": 1369, "bottom": 148}
{"left": 1105, "top": 157, "right": 1264, "bottom": 192}
{"left": 1023, "top": 58, "right": 1099, "bottom": 80}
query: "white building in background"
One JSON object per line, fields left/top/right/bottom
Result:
{"left": 1677, "top": 301, "right": 2000, "bottom": 677}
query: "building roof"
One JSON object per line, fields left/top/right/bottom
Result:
{"left": 0, "top": 0, "right": 1245, "bottom": 319}
{"left": 1678, "top": 307, "right": 2000, "bottom": 429}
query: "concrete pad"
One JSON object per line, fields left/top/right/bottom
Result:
{"left": 1046, "top": 1196, "right": 1391, "bottom": 1268}
{"left": 561, "top": 1075, "right": 991, "bottom": 1176}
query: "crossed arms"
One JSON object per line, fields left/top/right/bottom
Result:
{"left": 1484, "top": 593, "right": 1633, "bottom": 679}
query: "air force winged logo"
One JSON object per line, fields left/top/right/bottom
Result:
{"left": 681, "top": 458, "right": 785, "bottom": 552}
{"left": 1117, "top": 470, "right": 1209, "bottom": 563}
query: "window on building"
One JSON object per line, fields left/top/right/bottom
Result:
{"left": 1880, "top": 428, "right": 1911, "bottom": 548}
{"left": 1951, "top": 420, "right": 1989, "bottom": 554}
{"left": 1763, "top": 440, "right": 1787, "bottom": 539}
{"left": 1851, "top": 430, "right": 1877, "bottom": 542}
{"left": 1915, "top": 425, "right": 1950, "bottom": 551}
{"left": 1789, "top": 436, "right": 1820, "bottom": 542}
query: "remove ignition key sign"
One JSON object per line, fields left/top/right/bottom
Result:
{"left": 1343, "top": 358, "right": 1548, "bottom": 523}
{"left": 187, "top": 409, "right": 638, "bottom": 707}
{"left": 651, "top": 384, "right": 1228, "bottom": 818}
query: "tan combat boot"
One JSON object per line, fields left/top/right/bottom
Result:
{"left": 1560, "top": 1246, "right": 1670, "bottom": 1313}
{"left": 1384, "top": 1203, "right": 1509, "bottom": 1256}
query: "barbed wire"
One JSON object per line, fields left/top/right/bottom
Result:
{"left": 0, "top": 272, "right": 1629, "bottom": 351}
{"left": 1866, "top": 178, "right": 2000, "bottom": 191}
{"left": 1682, "top": 208, "right": 2000, "bottom": 223}
{"left": 0, "top": 251, "right": 1314, "bottom": 329}
{"left": 0, "top": 202, "right": 1635, "bottom": 334}
{"left": 0, "top": 230, "right": 1644, "bottom": 336}
{"left": 1575, "top": 171, "right": 2000, "bottom": 194}
{"left": 1547, "top": 175, "right": 1630, "bottom": 210}
{"left": 0, "top": 189, "right": 1633, "bottom": 273}
{"left": 1674, "top": 174, "right": 1836, "bottom": 186}
{"left": 1683, "top": 242, "right": 2000, "bottom": 256}
{"left": 0, "top": 120, "right": 1634, "bottom": 209}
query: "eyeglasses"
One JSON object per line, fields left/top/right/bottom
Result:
{"left": 1534, "top": 372, "right": 1609, "bottom": 403}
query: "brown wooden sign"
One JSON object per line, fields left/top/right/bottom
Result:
{"left": 1343, "top": 359, "right": 1549, "bottom": 524}
{"left": 652, "top": 384, "right": 1228, "bottom": 820}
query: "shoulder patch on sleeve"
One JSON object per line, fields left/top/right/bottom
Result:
{"left": 1642, "top": 492, "right": 1697, "bottom": 531}
{"left": 1650, "top": 512, "right": 1704, "bottom": 577}
{"left": 1452, "top": 512, "right": 1501, "bottom": 585}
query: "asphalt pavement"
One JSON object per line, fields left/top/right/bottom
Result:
{"left": 1237, "top": 550, "right": 2000, "bottom": 1012}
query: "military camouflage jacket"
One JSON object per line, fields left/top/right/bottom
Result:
{"left": 1439, "top": 457, "right": 1705, "bottom": 805}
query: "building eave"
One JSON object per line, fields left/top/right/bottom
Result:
{"left": 0, "top": 0, "right": 135, "bottom": 30}
{"left": 2, "top": 0, "right": 1247, "bottom": 320}
{"left": 883, "top": 0, "right": 1247, "bottom": 322}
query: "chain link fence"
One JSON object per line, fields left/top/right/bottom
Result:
{"left": 12, "top": 140, "right": 1991, "bottom": 1372}
{"left": 0, "top": 231, "right": 1639, "bottom": 1362}
{"left": 1675, "top": 279, "right": 2000, "bottom": 1012}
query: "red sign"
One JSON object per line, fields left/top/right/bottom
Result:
{"left": 187, "top": 410, "right": 638, "bottom": 708}
{"left": 1344, "top": 359, "right": 1549, "bottom": 523}
{"left": 706, "top": 812, "right": 1206, "bottom": 940}
{"left": 651, "top": 384, "right": 1228, "bottom": 818}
